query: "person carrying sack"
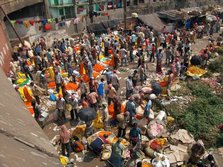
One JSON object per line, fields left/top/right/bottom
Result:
{"left": 129, "top": 122, "right": 142, "bottom": 146}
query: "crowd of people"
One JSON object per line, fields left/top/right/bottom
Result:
{"left": 7, "top": 16, "right": 222, "bottom": 167}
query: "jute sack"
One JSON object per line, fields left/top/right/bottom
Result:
{"left": 101, "top": 144, "right": 112, "bottom": 160}
{"left": 144, "top": 147, "right": 155, "bottom": 158}
{"left": 116, "top": 113, "right": 124, "bottom": 122}
{"left": 66, "top": 104, "right": 72, "bottom": 112}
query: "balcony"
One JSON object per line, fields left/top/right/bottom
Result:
{"left": 49, "top": 3, "right": 74, "bottom": 7}
{"left": 49, "top": 0, "right": 74, "bottom": 7}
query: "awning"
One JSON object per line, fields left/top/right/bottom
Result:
{"left": 158, "top": 10, "right": 183, "bottom": 21}
{"left": 138, "top": 14, "right": 165, "bottom": 31}
{"left": 87, "top": 23, "right": 107, "bottom": 35}
{"left": 102, "top": 19, "right": 120, "bottom": 29}
{"left": 87, "top": 19, "right": 120, "bottom": 35}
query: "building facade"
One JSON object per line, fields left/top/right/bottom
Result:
{"left": 46, "top": 0, "right": 223, "bottom": 20}
{"left": 46, "top": 0, "right": 174, "bottom": 19}
{"left": 48, "top": 0, "right": 75, "bottom": 18}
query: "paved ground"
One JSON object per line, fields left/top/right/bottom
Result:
{"left": 42, "top": 33, "right": 223, "bottom": 167}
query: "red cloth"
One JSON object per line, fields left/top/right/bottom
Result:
{"left": 29, "top": 20, "right": 35, "bottom": 26}
{"left": 103, "top": 12, "right": 109, "bottom": 16}
{"left": 44, "top": 24, "right": 51, "bottom": 31}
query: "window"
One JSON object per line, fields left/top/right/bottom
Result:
{"left": 59, "top": 8, "right": 64, "bottom": 16}
{"left": 65, "top": 7, "right": 75, "bottom": 18}
{"left": 54, "top": 0, "right": 59, "bottom": 5}
{"left": 95, "top": 3, "right": 105, "bottom": 11}
{"left": 127, "top": 0, "right": 130, "bottom": 6}
{"left": 133, "top": 0, "right": 138, "bottom": 5}
{"left": 77, "top": 5, "right": 87, "bottom": 14}
{"left": 139, "top": 0, "right": 144, "bottom": 3}
{"left": 117, "top": 0, "right": 122, "bottom": 8}
{"left": 107, "top": 1, "right": 114, "bottom": 10}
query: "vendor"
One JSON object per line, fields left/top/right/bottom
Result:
{"left": 117, "top": 112, "right": 129, "bottom": 138}
{"left": 31, "top": 99, "right": 41, "bottom": 121}
{"left": 129, "top": 122, "right": 142, "bottom": 146}
{"left": 70, "top": 94, "right": 79, "bottom": 121}
{"left": 30, "top": 81, "right": 45, "bottom": 105}
{"left": 101, "top": 101, "right": 109, "bottom": 131}
{"left": 59, "top": 125, "right": 72, "bottom": 157}
{"left": 109, "top": 138, "right": 124, "bottom": 167}
{"left": 106, "top": 84, "right": 117, "bottom": 105}
{"left": 56, "top": 94, "right": 66, "bottom": 121}
{"left": 144, "top": 94, "right": 156, "bottom": 119}
{"left": 85, "top": 120, "right": 93, "bottom": 137}
{"left": 125, "top": 96, "right": 136, "bottom": 126}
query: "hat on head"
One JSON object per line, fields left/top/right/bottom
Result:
{"left": 149, "top": 94, "right": 157, "bottom": 100}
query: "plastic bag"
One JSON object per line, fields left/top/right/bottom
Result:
{"left": 60, "top": 155, "right": 69, "bottom": 166}
{"left": 93, "top": 112, "right": 104, "bottom": 129}
{"left": 101, "top": 144, "right": 112, "bottom": 160}
{"left": 49, "top": 94, "right": 57, "bottom": 101}
{"left": 152, "top": 153, "right": 170, "bottom": 167}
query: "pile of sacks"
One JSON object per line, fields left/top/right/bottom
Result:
{"left": 130, "top": 107, "right": 197, "bottom": 166}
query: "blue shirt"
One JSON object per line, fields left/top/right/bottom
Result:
{"left": 104, "top": 71, "right": 112, "bottom": 83}
{"left": 144, "top": 100, "right": 152, "bottom": 117}
{"left": 125, "top": 101, "right": 136, "bottom": 116}
{"left": 97, "top": 82, "right": 104, "bottom": 96}
{"left": 35, "top": 46, "right": 41, "bottom": 55}
{"left": 131, "top": 34, "right": 136, "bottom": 43}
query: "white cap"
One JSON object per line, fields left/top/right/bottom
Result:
{"left": 149, "top": 94, "right": 157, "bottom": 100}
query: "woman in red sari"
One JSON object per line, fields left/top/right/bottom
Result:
{"left": 79, "top": 62, "right": 84, "bottom": 75}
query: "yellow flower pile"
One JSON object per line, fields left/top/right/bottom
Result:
{"left": 186, "top": 66, "right": 207, "bottom": 77}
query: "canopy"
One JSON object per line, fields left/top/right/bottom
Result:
{"left": 158, "top": 10, "right": 183, "bottom": 21}
{"left": 87, "top": 19, "right": 120, "bottom": 35}
{"left": 102, "top": 19, "right": 120, "bottom": 29}
{"left": 87, "top": 23, "right": 107, "bottom": 35}
{"left": 138, "top": 14, "right": 165, "bottom": 31}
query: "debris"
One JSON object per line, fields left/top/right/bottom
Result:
{"left": 170, "top": 129, "right": 195, "bottom": 144}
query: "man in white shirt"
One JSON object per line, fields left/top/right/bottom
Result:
{"left": 120, "top": 47, "right": 128, "bottom": 66}
{"left": 56, "top": 94, "right": 66, "bottom": 121}
{"left": 126, "top": 75, "right": 133, "bottom": 100}
{"left": 70, "top": 94, "right": 79, "bottom": 120}
{"left": 55, "top": 71, "right": 63, "bottom": 93}
{"left": 101, "top": 102, "right": 109, "bottom": 130}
